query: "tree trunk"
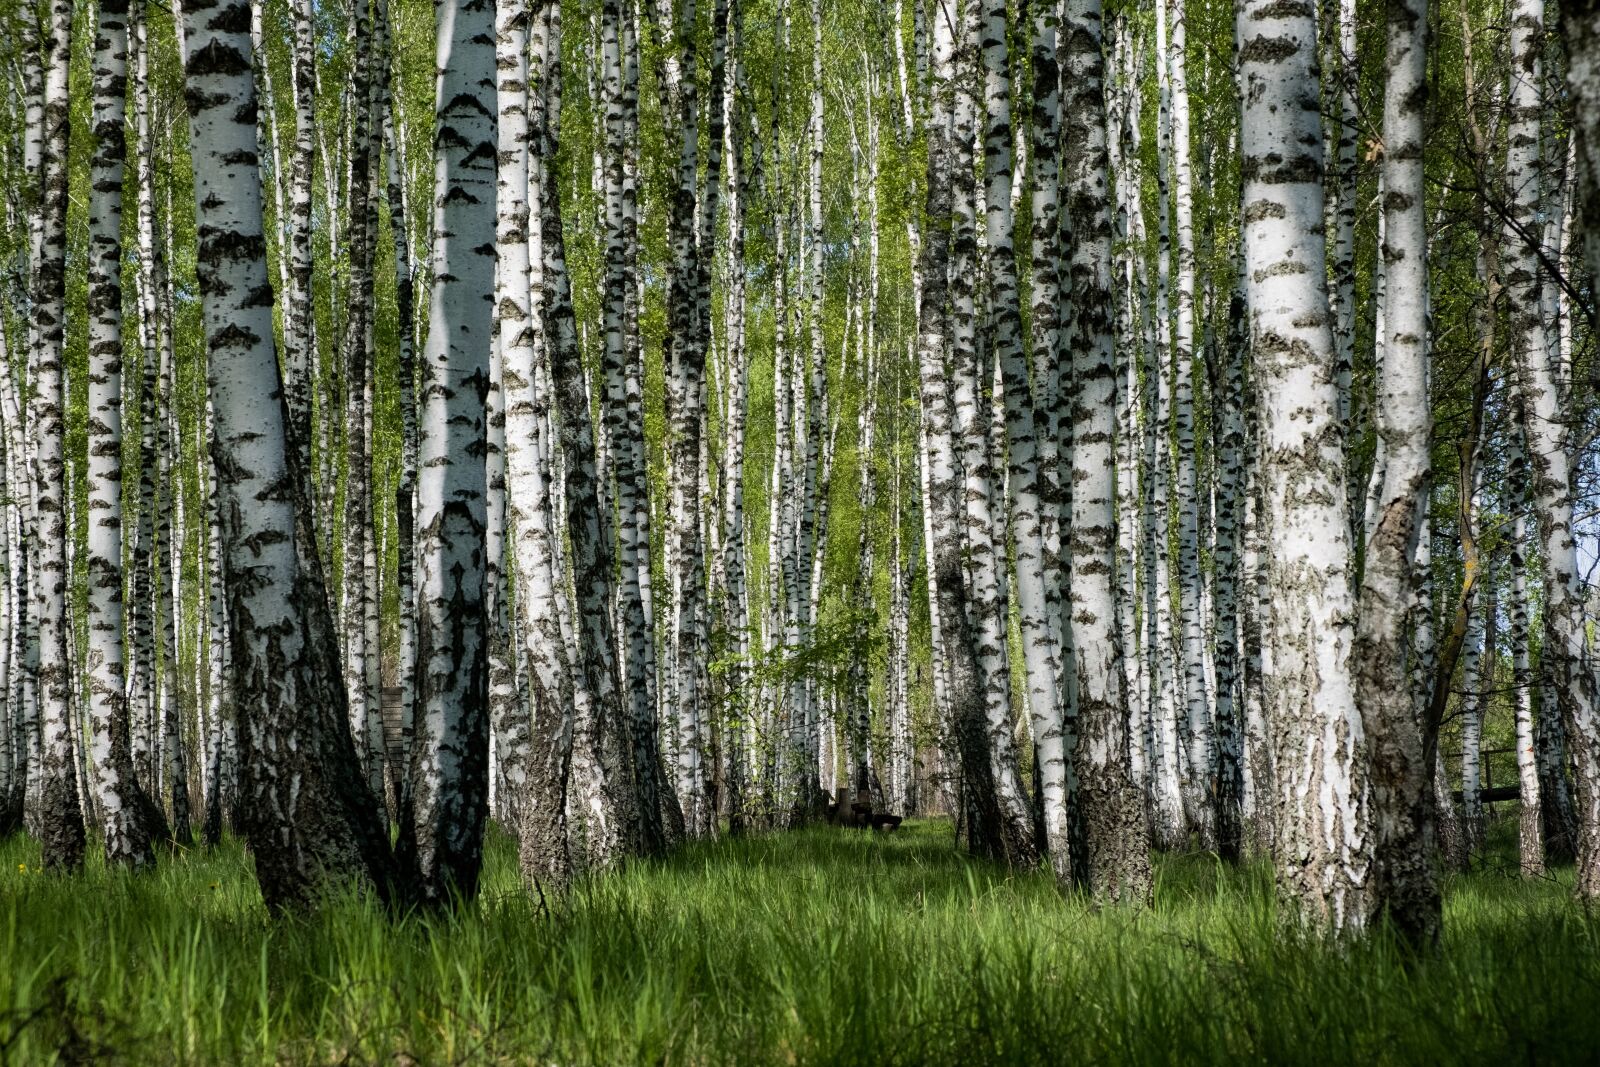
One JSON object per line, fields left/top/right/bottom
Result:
{"left": 718, "top": 0, "right": 751, "bottom": 833}
{"left": 31, "top": 0, "right": 85, "bottom": 872}
{"left": 500, "top": 0, "right": 574, "bottom": 889}
{"left": 1164, "top": 0, "right": 1216, "bottom": 853}
{"left": 398, "top": 0, "right": 497, "bottom": 905}
{"left": 1061, "top": 0, "right": 1152, "bottom": 901}
{"left": 1326, "top": 0, "right": 1359, "bottom": 530}
{"left": 599, "top": 0, "right": 665, "bottom": 856}
{"left": 182, "top": 0, "right": 394, "bottom": 908}
{"left": 1236, "top": 0, "right": 1372, "bottom": 933}
{"left": 544, "top": 1, "right": 642, "bottom": 865}
{"left": 380, "top": 2, "right": 418, "bottom": 817}
{"left": 86, "top": 0, "right": 167, "bottom": 866}
{"left": 1506, "top": 471, "right": 1545, "bottom": 877}
{"left": 284, "top": 0, "right": 320, "bottom": 540}
{"left": 949, "top": 0, "right": 1034, "bottom": 860}
{"left": 1350, "top": 0, "right": 1436, "bottom": 947}
{"left": 341, "top": 0, "right": 386, "bottom": 827}
{"left": 1512, "top": 0, "right": 1600, "bottom": 898}
{"left": 1009, "top": 0, "right": 1071, "bottom": 885}
{"left": 1561, "top": 0, "right": 1600, "bottom": 289}
{"left": 916, "top": 0, "right": 1031, "bottom": 869}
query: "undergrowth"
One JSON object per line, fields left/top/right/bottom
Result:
{"left": 1, "top": 816, "right": 1595, "bottom": 1064}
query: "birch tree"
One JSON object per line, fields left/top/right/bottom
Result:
{"left": 1062, "top": 0, "right": 1152, "bottom": 901}
{"left": 1507, "top": 448, "right": 1545, "bottom": 876}
{"left": 499, "top": 0, "right": 575, "bottom": 888}
{"left": 1563, "top": 0, "right": 1600, "bottom": 288}
{"left": 545, "top": 0, "right": 644, "bottom": 863}
{"left": 397, "top": 0, "right": 497, "bottom": 904}
{"left": 915, "top": 0, "right": 1030, "bottom": 867}
{"left": 86, "top": 0, "right": 166, "bottom": 865}
{"left": 32, "top": 0, "right": 85, "bottom": 871}
{"left": 1164, "top": 0, "right": 1216, "bottom": 852}
{"left": 341, "top": 0, "right": 385, "bottom": 819}
{"left": 600, "top": 0, "right": 666, "bottom": 854}
{"left": 1020, "top": 0, "right": 1071, "bottom": 879}
{"left": 181, "top": 0, "right": 393, "bottom": 909}
{"left": 1352, "top": 0, "right": 1436, "bottom": 945}
{"left": 949, "top": 0, "right": 1033, "bottom": 856}
{"left": 717, "top": 0, "right": 751, "bottom": 831}
{"left": 1236, "top": 0, "right": 1371, "bottom": 932}
{"left": 1510, "top": 0, "right": 1600, "bottom": 899}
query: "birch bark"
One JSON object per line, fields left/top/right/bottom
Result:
{"left": 32, "top": 0, "right": 86, "bottom": 870}
{"left": 1063, "top": 0, "right": 1152, "bottom": 900}
{"left": 1512, "top": 0, "right": 1600, "bottom": 898}
{"left": 87, "top": 0, "right": 166, "bottom": 865}
{"left": 1237, "top": 0, "right": 1371, "bottom": 931}
{"left": 397, "top": 0, "right": 497, "bottom": 904}
{"left": 182, "top": 0, "right": 393, "bottom": 908}
{"left": 1351, "top": 0, "right": 1436, "bottom": 945}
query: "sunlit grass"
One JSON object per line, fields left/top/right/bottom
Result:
{"left": 1, "top": 815, "right": 1595, "bottom": 1063}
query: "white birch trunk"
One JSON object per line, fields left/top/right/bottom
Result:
{"left": 398, "top": 0, "right": 497, "bottom": 903}
{"left": 1350, "top": 0, "right": 1436, "bottom": 945}
{"left": 1062, "top": 0, "right": 1152, "bottom": 900}
{"left": 949, "top": 0, "right": 1033, "bottom": 855}
{"left": 1507, "top": 481, "right": 1545, "bottom": 876}
{"left": 1511, "top": 0, "right": 1600, "bottom": 898}
{"left": 1164, "top": 0, "right": 1216, "bottom": 852}
{"left": 86, "top": 0, "right": 166, "bottom": 865}
{"left": 1237, "top": 0, "right": 1371, "bottom": 932}
{"left": 183, "top": 0, "right": 393, "bottom": 908}
{"left": 501, "top": 0, "right": 574, "bottom": 886}
{"left": 31, "top": 0, "right": 86, "bottom": 870}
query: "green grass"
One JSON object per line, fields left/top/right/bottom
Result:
{"left": 1, "top": 817, "right": 1597, "bottom": 1065}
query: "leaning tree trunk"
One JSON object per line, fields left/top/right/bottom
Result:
{"left": 398, "top": 0, "right": 496, "bottom": 906}
{"left": 1352, "top": 0, "right": 1436, "bottom": 948}
{"left": 1236, "top": 0, "right": 1372, "bottom": 934}
{"left": 86, "top": 0, "right": 166, "bottom": 866}
{"left": 181, "top": 0, "right": 394, "bottom": 909}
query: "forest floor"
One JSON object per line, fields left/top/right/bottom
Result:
{"left": 1, "top": 816, "right": 1597, "bottom": 1065}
